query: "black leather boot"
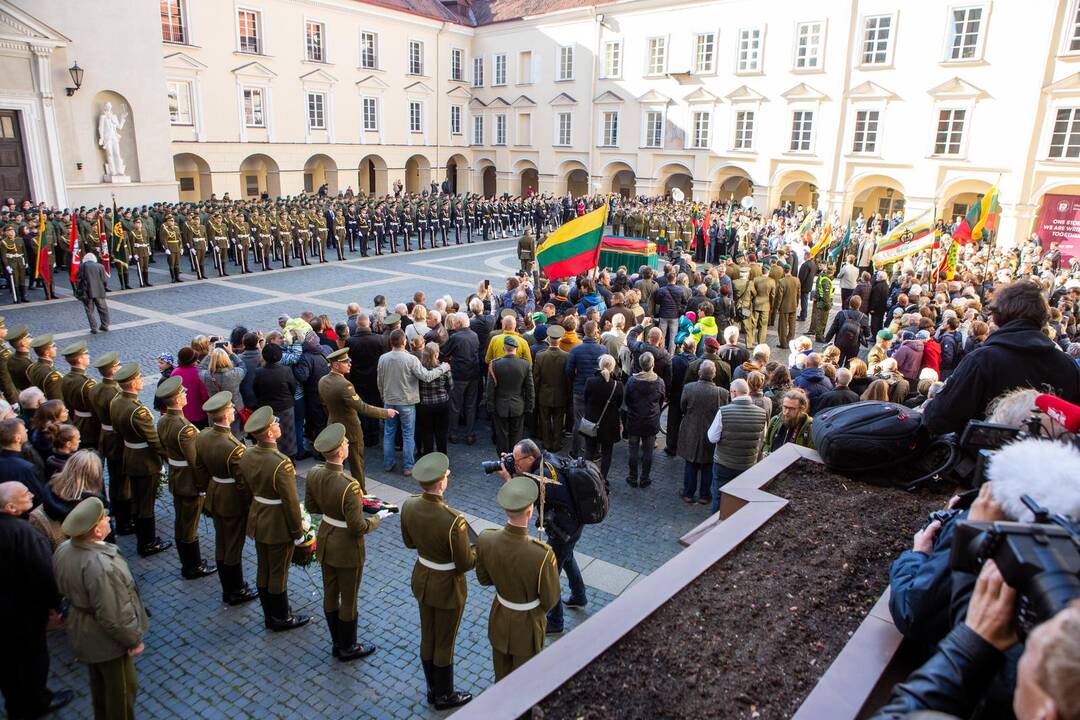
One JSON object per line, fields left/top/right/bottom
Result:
{"left": 422, "top": 659, "right": 435, "bottom": 704}
{"left": 179, "top": 540, "right": 217, "bottom": 579}
{"left": 334, "top": 617, "right": 376, "bottom": 661}
{"left": 221, "top": 565, "right": 258, "bottom": 606}
{"left": 325, "top": 610, "right": 339, "bottom": 657}
{"left": 113, "top": 498, "right": 135, "bottom": 536}
{"left": 136, "top": 518, "right": 173, "bottom": 557}
{"left": 433, "top": 664, "right": 473, "bottom": 710}
{"left": 267, "top": 593, "right": 309, "bottom": 632}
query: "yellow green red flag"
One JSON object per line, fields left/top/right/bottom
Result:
{"left": 536, "top": 204, "right": 608, "bottom": 278}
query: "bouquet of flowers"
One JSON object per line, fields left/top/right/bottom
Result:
{"left": 292, "top": 507, "right": 318, "bottom": 566}
{"left": 361, "top": 495, "right": 399, "bottom": 515}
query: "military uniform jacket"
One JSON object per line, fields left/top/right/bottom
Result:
{"left": 89, "top": 379, "right": 122, "bottom": 458}
{"left": 27, "top": 359, "right": 62, "bottom": 400}
{"left": 486, "top": 355, "right": 535, "bottom": 417}
{"left": 110, "top": 391, "right": 164, "bottom": 477}
{"left": 61, "top": 369, "right": 99, "bottom": 444}
{"left": 240, "top": 441, "right": 302, "bottom": 544}
{"left": 475, "top": 525, "right": 560, "bottom": 656}
{"left": 158, "top": 408, "right": 202, "bottom": 497}
{"left": 517, "top": 234, "right": 535, "bottom": 261}
{"left": 778, "top": 275, "right": 802, "bottom": 313}
{"left": 195, "top": 424, "right": 248, "bottom": 518}
{"left": 52, "top": 538, "right": 149, "bottom": 663}
{"left": 400, "top": 493, "right": 475, "bottom": 610}
{"left": 532, "top": 347, "right": 569, "bottom": 408}
{"left": 318, "top": 371, "right": 389, "bottom": 444}
{"left": 752, "top": 274, "right": 775, "bottom": 311}
{"left": 732, "top": 276, "right": 756, "bottom": 311}
{"left": 304, "top": 462, "right": 379, "bottom": 568}
{"left": 0, "top": 342, "right": 18, "bottom": 403}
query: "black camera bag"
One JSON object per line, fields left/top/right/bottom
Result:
{"left": 811, "top": 401, "right": 924, "bottom": 479}
{"left": 560, "top": 457, "right": 609, "bottom": 525}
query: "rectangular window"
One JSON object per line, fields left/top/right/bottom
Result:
{"left": 495, "top": 114, "right": 507, "bottom": 145}
{"left": 790, "top": 110, "right": 814, "bottom": 151}
{"left": 451, "top": 48, "right": 464, "bottom": 81}
{"left": 558, "top": 46, "right": 574, "bottom": 81}
{"left": 518, "top": 51, "right": 533, "bottom": 83}
{"left": 473, "top": 56, "right": 484, "bottom": 87}
{"left": 934, "top": 108, "right": 966, "bottom": 155}
{"left": 494, "top": 53, "right": 507, "bottom": 85}
{"left": 692, "top": 111, "right": 711, "bottom": 148}
{"left": 305, "top": 21, "right": 324, "bottom": 62}
{"left": 161, "top": 0, "right": 186, "bottom": 43}
{"left": 795, "top": 21, "right": 822, "bottom": 69}
{"left": 644, "top": 110, "right": 663, "bottom": 147}
{"left": 166, "top": 80, "right": 192, "bottom": 125}
{"left": 517, "top": 113, "right": 531, "bottom": 145}
{"left": 238, "top": 9, "right": 260, "bottom": 54}
{"left": 1070, "top": 1, "right": 1080, "bottom": 52}
{"left": 245, "top": 175, "right": 259, "bottom": 196}
{"left": 694, "top": 33, "right": 715, "bottom": 74}
{"left": 647, "top": 37, "right": 666, "bottom": 74}
{"left": 602, "top": 110, "right": 619, "bottom": 146}
{"left": 852, "top": 109, "right": 880, "bottom": 153}
{"left": 734, "top": 110, "right": 754, "bottom": 149}
{"left": 307, "top": 92, "right": 325, "bottom": 129}
{"left": 362, "top": 97, "right": 378, "bottom": 131}
{"left": 360, "top": 31, "right": 378, "bottom": 69}
{"left": 557, "top": 111, "right": 572, "bottom": 145}
{"left": 409, "top": 40, "right": 424, "bottom": 75}
{"left": 473, "top": 115, "right": 484, "bottom": 145}
{"left": 862, "top": 15, "right": 892, "bottom": 64}
{"left": 1049, "top": 107, "right": 1080, "bottom": 158}
{"left": 409, "top": 101, "right": 422, "bottom": 133}
{"left": 603, "top": 41, "right": 621, "bottom": 78}
{"left": 737, "top": 28, "right": 762, "bottom": 72}
{"left": 947, "top": 6, "right": 983, "bottom": 61}
{"left": 450, "top": 104, "right": 462, "bottom": 135}
{"left": 242, "top": 87, "right": 264, "bottom": 127}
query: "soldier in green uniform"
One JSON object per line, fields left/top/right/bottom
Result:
{"left": 305, "top": 424, "right": 384, "bottom": 661}
{"left": 156, "top": 376, "right": 216, "bottom": 580}
{"left": 88, "top": 352, "right": 132, "bottom": 535}
{"left": 240, "top": 406, "right": 310, "bottom": 631}
{"left": 52, "top": 497, "right": 149, "bottom": 720}
{"left": 206, "top": 210, "right": 228, "bottom": 276}
{"left": 475, "top": 476, "right": 560, "bottom": 680}
{"left": 486, "top": 336, "right": 535, "bottom": 454}
{"left": 27, "top": 334, "right": 63, "bottom": 401}
{"left": 750, "top": 264, "right": 774, "bottom": 347}
{"left": 333, "top": 209, "right": 347, "bottom": 261}
{"left": 532, "top": 325, "right": 568, "bottom": 451}
{"left": 110, "top": 362, "right": 172, "bottom": 557}
{"left": 810, "top": 266, "right": 834, "bottom": 342}
{"left": 1, "top": 224, "right": 26, "bottom": 303}
{"left": 517, "top": 227, "right": 536, "bottom": 275}
{"left": 159, "top": 215, "right": 183, "bottom": 283}
{"left": 731, "top": 265, "right": 757, "bottom": 344}
{"left": 5, "top": 324, "right": 32, "bottom": 393}
{"left": 60, "top": 341, "right": 98, "bottom": 449}
{"left": 312, "top": 207, "right": 329, "bottom": 263}
{"left": 184, "top": 214, "right": 208, "bottom": 280}
{"left": 195, "top": 391, "right": 258, "bottom": 605}
{"left": 275, "top": 208, "right": 293, "bottom": 268}
{"left": 128, "top": 218, "right": 152, "bottom": 287}
{"left": 400, "top": 452, "right": 475, "bottom": 708}
{"left": 318, "top": 348, "right": 394, "bottom": 493}
{"left": 0, "top": 317, "right": 19, "bottom": 403}
{"left": 776, "top": 264, "right": 802, "bottom": 349}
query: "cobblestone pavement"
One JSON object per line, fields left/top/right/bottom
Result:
{"left": 4, "top": 238, "right": 819, "bottom": 718}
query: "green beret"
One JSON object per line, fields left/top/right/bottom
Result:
{"left": 61, "top": 340, "right": 88, "bottom": 358}
{"left": 313, "top": 423, "right": 346, "bottom": 454}
{"left": 6, "top": 324, "right": 28, "bottom": 342}
{"left": 92, "top": 351, "right": 119, "bottom": 369}
{"left": 30, "top": 334, "right": 54, "bottom": 350}
{"left": 203, "top": 390, "right": 233, "bottom": 414}
{"left": 546, "top": 325, "right": 565, "bottom": 339}
{"left": 412, "top": 452, "right": 449, "bottom": 486}
{"left": 244, "top": 405, "right": 274, "bottom": 435}
{"left": 877, "top": 329, "right": 895, "bottom": 341}
{"left": 155, "top": 375, "right": 183, "bottom": 399}
{"left": 383, "top": 313, "right": 401, "bottom": 326}
{"left": 497, "top": 476, "right": 538, "bottom": 512}
{"left": 113, "top": 362, "right": 141, "bottom": 383}
{"left": 326, "top": 347, "right": 349, "bottom": 362}
{"left": 531, "top": 312, "right": 547, "bottom": 324}
{"left": 62, "top": 496, "right": 105, "bottom": 537}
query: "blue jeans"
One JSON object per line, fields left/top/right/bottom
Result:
{"left": 546, "top": 527, "right": 586, "bottom": 631}
{"left": 710, "top": 463, "right": 741, "bottom": 514}
{"left": 383, "top": 404, "right": 416, "bottom": 471}
{"left": 682, "top": 461, "right": 711, "bottom": 501}
{"left": 293, "top": 395, "right": 306, "bottom": 456}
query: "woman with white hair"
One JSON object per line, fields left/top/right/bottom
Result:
{"left": 581, "top": 354, "right": 624, "bottom": 480}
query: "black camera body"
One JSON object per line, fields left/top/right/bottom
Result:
{"left": 481, "top": 454, "right": 516, "bottom": 475}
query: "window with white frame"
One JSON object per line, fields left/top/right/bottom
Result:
{"left": 473, "top": 57, "right": 484, "bottom": 87}
{"left": 305, "top": 21, "right": 325, "bottom": 62}
{"left": 495, "top": 114, "right": 507, "bottom": 145}
{"left": 167, "top": 80, "right": 193, "bottom": 125}
{"left": 450, "top": 104, "right": 462, "bottom": 135}
{"left": 737, "top": 28, "right": 762, "bottom": 72}
{"left": 1068, "top": 1, "right": 1080, "bottom": 52}
{"left": 603, "top": 41, "right": 621, "bottom": 78}
{"left": 238, "top": 9, "right": 261, "bottom": 54}
{"left": 694, "top": 33, "right": 715, "bottom": 74}
{"left": 494, "top": 53, "right": 507, "bottom": 85}
{"left": 795, "top": 22, "right": 823, "bottom": 69}
{"left": 934, "top": 108, "right": 966, "bottom": 155}
{"left": 790, "top": 110, "right": 814, "bottom": 151}
{"left": 1050, "top": 107, "right": 1080, "bottom": 158}
{"left": 362, "top": 97, "right": 378, "bottom": 131}
{"left": 861, "top": 15, "right": 892, "bottom": 65}
{"left": 409, "top": 100, "right": 422, "bottom": 133}
{"left": 307, "top": 92, "right": 326, "bottom": 129}
{"left": 518, "top": 51, "right": 533, "bottom": 83}
{"left": 360, "top": 31, "right": 378, "bottom": 69}
{"left": 946, "top": 6, "right": 984, "bottom": 61}
{"left": 734, "top": 110, "right": 755, "bottom": 149}
{"left": 644, "top": 110, "right": 663, "bottom": 147}
{"left": 647, "top": 37, "right": 666, "bottom": 75}
{"left": 692, "top": 111, "right": 711, "bottom": 148}
{"left": 558, "top": 46, "right": 574, "bottom": 80}
{"left": 557, "top": 111, "right": 572, "bottom": 145}
{"left": 472, "top": 115, "right": 484, "bottom": 145}
{"left": 409, "top": 40, "right": 424, "bottom": 75}
{"left": 243, "top": 87, "right": 265, "bottom": 127}
{"left": 161, "top": 0, "right": 186, "bottom": 44}
{"left": 602, "top": 110, "right": 619, "bottom": 146}
{"left": 451, "top": 48, "right": 464, "bottom": 81}
{"left": 852, "top": 109, "right": 880, "bottom": 153}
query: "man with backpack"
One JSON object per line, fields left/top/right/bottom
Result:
{"left": 936, "top": 316, "right": 964, "bottom": 380}
{"left": 825, "top": 294, "right": 871, "bottom": 368}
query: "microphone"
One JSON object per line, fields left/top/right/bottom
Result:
{"left": 1035, "top": 393, "right": 1080, "bottom": 434}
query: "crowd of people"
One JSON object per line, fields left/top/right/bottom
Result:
{"left": 2, "top": 188, "right": 1080, "bottom": 720}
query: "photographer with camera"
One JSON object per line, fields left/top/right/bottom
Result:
{"left": 489, "top": 439, "right": 587, "bottom": 635}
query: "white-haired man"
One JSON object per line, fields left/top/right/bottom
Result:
{"left": 75, "top": 252, "right": 110, "bottom": 334}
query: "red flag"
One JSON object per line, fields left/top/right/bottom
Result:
{"left": 34, "top": 211, "right": 52, "bottom": 297}
{"left": 68, "top": 216, "right": 80, "bottom": 284}
{"left": 97, "top": 215, "right": 111, "bottom": 274}
{"left": 702, "top": 209, "right": 711, "bottom": 248}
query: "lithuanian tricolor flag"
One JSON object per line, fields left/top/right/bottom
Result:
{"left": 953, "top": 186, "right": 999, "bottom": 245}
{"left": 537, "top": 204, "right": 608, "bottom": 278}
{"left": 808, "top": 222, "right": 832, "bottom": 258}
{"left": 872, "top": 208, "right": 936, "bottom": 265}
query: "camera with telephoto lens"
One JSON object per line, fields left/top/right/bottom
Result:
{"left": 482, "top": 454, "right": 516, "bottom": 475}
{"left": 950, "top": 494, "right": 1080, "bottom": 636}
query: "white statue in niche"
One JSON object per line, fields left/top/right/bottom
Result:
{"left": 98, "top": 101, "right": 130, "bottom": 182}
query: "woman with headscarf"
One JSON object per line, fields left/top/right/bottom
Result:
{"left": 253, "top": 342, "right": 298, "bottom": 458}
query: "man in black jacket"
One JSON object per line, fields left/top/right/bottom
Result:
{"left": 796, "top": 256, "right": 818, "bottom": 322}
{"left": 345, "top": 314, "right": 386, "bottom": 446}
{"left": 868, "top": 271, "right": 891, "bottom": 335}
{"left": 442, "top": 313, "right": 480, "bottom": 445}
{"left": 76, "top": 252, "right": 110, "bottom": 334}
{"left": 824, "top": 295, "right": 871, "bottom": 368}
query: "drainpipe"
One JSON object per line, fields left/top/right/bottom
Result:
{"left": 588, "top": 7, "right": 599, "bottom": 195}
{"left": 437, "top": 22, "right": 446, "bottom": 189}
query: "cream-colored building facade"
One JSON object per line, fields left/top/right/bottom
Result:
{"left": 3, "top": 0, "right": 1080, "bottom": 245}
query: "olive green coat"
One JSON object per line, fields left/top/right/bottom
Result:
{"left": 240, "top": 442, "right": 302, "bottom": 543}
{"left": 400, "top": 493, "right": 475, "bottom": 610}
{"left": 61, "top": 368, "right": 98, "bottom": 446}
{"left": 304, "top": 462, "right": 380, "bottom": 568}
{"left": 157, "top": 409, "right": 202, "bottom": 497}
{"left": 195, "top": 424, "right": 248, "bottom": 518}
{"left": 110, "top": 391, "right": 164, "bottom": 477}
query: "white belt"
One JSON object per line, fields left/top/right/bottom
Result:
{"left": 496, "top": 594, "right": 540, "bottom": 612}
{"left": 322, "top": 516, "right": 347, "bottom": 528}
{"left": 101, "top": 423, "right": 114, "bottom": 431}
{"left": 212, "top": 476, "right": 235, "bottom": 484}
{"left": 418, "top": 555, "right": 456, "bottom": 571}
{"left": 124, "top": 440, "right": 148, "bottom": 449}
{"left": 168, "top": 458, "right": 188, "bottom": 467}
{"left": 74, "top": 410, "right": 93, "bottom": 418}
{"left": 254, "top": 495, "right": 282, "bottom": 505}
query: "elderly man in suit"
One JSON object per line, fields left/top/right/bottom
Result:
{"left": 76, "top": 253, "right": 110, "bottom": 334}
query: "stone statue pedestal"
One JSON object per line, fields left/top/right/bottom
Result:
{"left": 103, "top": 174, "right": 131, "bottom": 184}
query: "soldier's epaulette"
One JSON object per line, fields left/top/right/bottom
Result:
{"left": 479, "top": 528, "right": 498, "bottom": 535}
{"left": 181, "top": 425, "right": 197, "bottom": 438}
{"left": 134, "top": 406, "right": 152, "bottom": 419}
{"left": 529, "top": 537, "right": 551, "bottom": 550}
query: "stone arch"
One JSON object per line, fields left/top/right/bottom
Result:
{"left": 482, "top": 166, "right": 498, "bottom": 197}
{"left": 846, "top": 172, "right": 905, "bottom": 221}
{"left": 173, "top": 152, "right": 212, "bottom": 202}
{"left": 304, "top": 153, "right": 338, "bottom": 195}
{"left": 939, "top": 177, "right": 994, "bottom": 224}
{"left": 770, "top": 168, "right": 821, "bottom": 211}
{"left": 656, "top": 162, "right": 693, "bottom": 199}
{"left": 445, "top": 153, "right": 469, "bottom": 195}
{"left": 239, "top": 153, "right": 281, "bottom": 199}
{"left": 93, "top": 90, "right": 140, "bottom": 182}
{"left": 1032, "top": 181, "right": 1080, "bottom": 245}
{"left": 358, "top": 154, "right": 387, "bottom": 195}
{"left": 603, "top": 161, "right": 636, "bottom": 198}
{"left": 404, "top": 154, "right": 432, "bottom": 194}
{"left": 713, "top": 164, "right": 754, "bottom": 202}
{"left": 558, "top": 160, "right": 589, "bottom": 196}
{"left": 515, "top": 159, "right": 539, "bottom": 197}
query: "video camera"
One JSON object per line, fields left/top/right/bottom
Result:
{"left": 481, "top": 454, "right": 516, "bottom": 476}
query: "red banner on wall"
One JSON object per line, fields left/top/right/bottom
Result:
{"left": 1036, "top": 193, "right": 1080, "bottom": 263}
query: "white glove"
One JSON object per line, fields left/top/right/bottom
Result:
{"left": 165, "top": 249, "right": 171, "bottom": 256}
{"left": 293, "top": 536, "right": 306, "bottom": 546}
{"left": 375, "top": 509, "right": 391, "bottom": 520}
